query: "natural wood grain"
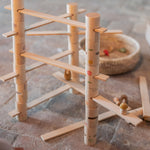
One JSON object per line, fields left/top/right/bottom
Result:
{"left": 94, "top": 27, "right": 107, "bottom": 33}
{"left": 95, "top": 73, "right": 109, "bottom": 81}
{"left": 53, "top": 71, "right": 85, "bottom": 95}
{"left": 18, "top": 9, "right": 86, "bottom": 29}
{"left": 93, "top": 95, "right": 143, "bottom": 126}
{"left": 26, "top": 31, "right": 71, "bottom": 36}
{"left": 139, "top": 76, "right": 150, "bottom": 121}
{"left": 2, "top": 31, "right": 17, "bottom": 38}
{"left": 9, "top": 85, "right": 71, "bottom": 117}
{"left": 0, "top": 72, "right": 18, "bottom": 82}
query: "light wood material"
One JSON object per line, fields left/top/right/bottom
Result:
{"left": 9, "top": 85, "right": 71, "bottom": 117}
{"left": 1, "top": 50, "right": 72, "bottom": 82}
{"left": 21, "top": 51, "right": 108, "bottom": 81}
{"left": 67, "top": 3, "right": 79, "bottom": 94}
{"left": 139, "top": 76, "right": 150, "bottom": 121}
{"left": 21, "top": 51, "right": 85, "bottom": 75}
{"left": 0, "top": 72, "right": 18, "bottom": 82}
{"left": 18, "top": 8, "right": 86, "bottom": 29}
{"left": 26, "top": 31, "right": 71, "bottom": 36}
{"left": 53, "top": 71, "right": 85, "bottom": 95}
{"left": 11, "top": 0, "right": 27, "bottom": 121}
{"left": 84, "top": 13, "right": 100, "bottom": 146}
{"left": 94, "top": 27, "right": 107, "bottom": 33}
{"left": 2, "top": 31, "right": 17, "bottom": 38}
{"left": 41, "top": 107, "right": 143, "bottom": 141}
{"left": 103, "top": 30, "right": 123, "bottom": 34}
{"left": 5, "top": 4, "right": 86, "bottom": 31}
{"left": 93, "top": 95, "right": 143, "bottom": 126}
{"left": 95, "top": 73, "right": 109, "bottom": 81}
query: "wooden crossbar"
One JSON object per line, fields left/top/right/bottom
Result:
{"left": 93, "top": 95, "right": 143, "bottom": 126}
{"left": 21, "top": 51, "right": 85, "bottom": 75}
{"left": 78, "top": 30, "right": 123, "bottom": 35}
{"left": 21, "top": 51, "right": 109, "bottom": 81}
{"left": 53, "top": 71, "right": 85, "bottom": 95}
{"left": 4, "top": 5, "right": 86, "bottom": 37}
{"left": 18, "top": 9, "right": 86, "bottom": 29}
{"left": 139, "top": 76, "right": 150, "bottom": 121}
{"left": 41, "top": 107, "right": 143, "bottom": 141}
{"left": 26, "top": 31, "right": 71, "bottom": 36}
{"left": 9, "top": 85, "right": 71, "bottom": 117}
{"left": 0, "top": 50, "right": 72, "bottom": 82}
{"left": 0, "top": 72, "right": 18, "bottom": 82}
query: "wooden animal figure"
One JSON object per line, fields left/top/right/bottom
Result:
{"left": 64, "top": 70, "right": 71, "bottom": 81}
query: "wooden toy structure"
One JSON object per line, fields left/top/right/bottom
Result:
{"left": 1, "top": 0, "right": 147, "bottom": 146}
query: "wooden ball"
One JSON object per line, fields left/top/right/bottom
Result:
{"left": 64, "top": 70, "right": 71, "bottom": 81}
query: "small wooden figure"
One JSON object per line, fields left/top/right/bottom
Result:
{"left": 113, "top": 97, "right": 121, "bottom": 106}
{"left": 64, "top": 70, "right": 71, "bottom": 81}
{"left": 120, "top": 99, "right": 128, "bottom": 115}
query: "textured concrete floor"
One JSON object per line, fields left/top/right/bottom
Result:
{"left": 0, "top": 0, "right": 150, "bottom": 149}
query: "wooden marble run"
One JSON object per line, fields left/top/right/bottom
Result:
{"left": 1, "top": 0, "right": 147, "bottom": 146}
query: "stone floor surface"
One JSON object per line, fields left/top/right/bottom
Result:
{"left": 0, "top": 0, "right": 150, "bottom": 149}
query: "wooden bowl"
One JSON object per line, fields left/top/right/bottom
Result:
{"left": 79, "top": 34, "right": 140, "bottom": 75}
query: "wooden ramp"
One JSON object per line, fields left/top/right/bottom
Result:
{"left": 139, "top": 76, "right": 150, "bottom": 121}
{"left": 93, "top": 95, "right": 143, "bottom": 126}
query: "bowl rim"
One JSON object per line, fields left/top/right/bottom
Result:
{"left": 80, "top": 34, "right": 140, "bottom": 62}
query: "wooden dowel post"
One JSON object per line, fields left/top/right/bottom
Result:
{"left": 67, "top": 3, "right": 79, "bottom": 94}
{"left": 11, "top": 0, "right": 27, "bottom": 121}
{"left": 84, "top": 13, "right": 100, "bottom": 145}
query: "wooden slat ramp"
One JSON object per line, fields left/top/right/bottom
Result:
{"left": 93, "top": 95, "right": 143, "bottom": 126}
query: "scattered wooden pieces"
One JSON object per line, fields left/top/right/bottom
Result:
{"left": 139, "top": 76, "right": 150, "bottom": 121}
{"left": 93, "top": 95, "right": 143, "bottom": 126}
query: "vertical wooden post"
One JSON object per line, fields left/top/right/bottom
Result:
{"left": 11, "top": 0, "right": 27, "bottom": 121}
{"left": 67, "top": 3, "right": 79, "bottom": 94}
{"left": 84, "top": 13, "right": 100, "bottom": 145}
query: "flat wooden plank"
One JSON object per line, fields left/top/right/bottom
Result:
{"left": 94, "top": 27, "right": 107, "bottom": 33}
{"left": 21, "top": 52, "right": 86, "bottom": 75}
{"left": 53, "top": 71, "right": 85, "bottom": 95}
{"left": 139, "top": 76, "right": 150, "bottom": 121}
{"left": 0, "top": 72, "right": 18, "bottom": 82}
{"left": 2, "top": 31, "right": 17, "bottom": 38}
{"left": 103, "top": 30, "right": 123, "bottom": 34}
{"left": 41, "top": 107, "right": 143, "bottom": 141}
{"left": 93, "top": 95, "right": 143, "bottom": 126}
{"left": 26, "top": 30, "right": 71, "bottom": 36}
{"left": 95, "top": 74, "right": 109, "bottom": 81}
{"left": 9, "top": 85, "right": 71, "bottom": 117}
{"left": 19, "top": 9, "right": 86, "bottom": 29}
{"left": 5, "top": 4, "right": 86, "bottom": 31}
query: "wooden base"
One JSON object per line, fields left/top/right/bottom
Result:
{"left": 93, "top": 95, "right": 143, "bottom": 126}
{"left": 41, "top": 107, "right": 142, "bottom": 141}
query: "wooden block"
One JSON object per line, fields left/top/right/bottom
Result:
{"left": 9, "top": 85, "right": 71, "bottom": 117}
{"left": 2, "top": 31, "right": 17, "bottom": 38}
{"left": 18, "top": 9, "right": 86, "bottom": 29}
{"left": 139, "top": 76, "right": 150, "bottom": 121}
{"left": 93, "top": 95, "right": 143, "bottom": 126}
{"left": 53, "top": 71, "right": 85, "bottom": 95}
{"left": 0, "top": 72, "right": 18, "bottom": 82}
{"left": 26, "top": 31, "right": 71, "bottom": 36}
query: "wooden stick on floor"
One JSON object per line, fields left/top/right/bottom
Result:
{"left": 11, "top": 0, "right": 28, "bottom": 121}
{"left": 84, "top": 13, "right": 100, "bottom": 146}
{"left": 67, "top": 3, "right": 80, "bottom": 94}
{"left": 139, "top": 76, "right": 150, "bottom": 121}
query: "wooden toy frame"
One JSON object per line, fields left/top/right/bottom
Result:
{"left": 1, "top": 0, "right": 144, "bottom": 146}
